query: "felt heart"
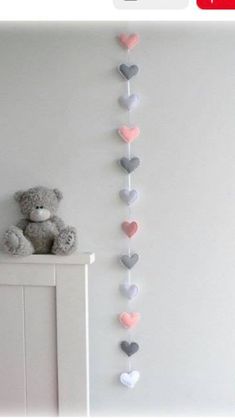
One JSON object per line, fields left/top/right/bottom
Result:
{"left": 119, "top": 189, "right": 138, "bottom": 205}
{"left": 120, "top": 283, "right": 139, "bottom": 300}
{"left": 119, "top": 34, "right": 140, "bottom": 50}
{"left": 119, "top": 64, "right": 139, "bottom": 81}
{"left": 122, "top": 221, "right": 138, "bottom": 238}
{"left": 120, "top": 370, "right": 140, "bottom": 389}
{"left": 120, "top": 253, "right": 139, "bottom": 269}
{"left": 118, "top": 126, "right": 140, "bottom": 143}
{"left": 119, "top": 157, "right": 140, "bottom": 173}
{"left": 120, "top": 341, "right": 139, "bottom": 357}
{"left": 119, "top": 312, "right": 140, "bottom": 329}
{"left": 119, "top": 94, "right": 140, "bottom": 111}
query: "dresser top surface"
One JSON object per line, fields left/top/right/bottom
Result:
{"left": 0, "top": 252, "right": 95, "bottom": 265}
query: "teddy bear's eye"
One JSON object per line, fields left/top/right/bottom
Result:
{"left": 40, "top": 206, "right": 44, "bottom": 209}
{"left": 36, "top": 206, "right": 40, "bottom": 209}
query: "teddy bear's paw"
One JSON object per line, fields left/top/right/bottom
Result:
{"left": 3, "top": 226, "right": 34, "bottom": 256}
{"left": 3, "top": 226, "right": 23, "bottom": 252}
{"left": 52, "top": 226, "right": 77, "bottom": 255}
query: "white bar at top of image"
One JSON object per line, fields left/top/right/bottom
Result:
{"left": 0, "top": 0, "right": 234, "bottom": 22}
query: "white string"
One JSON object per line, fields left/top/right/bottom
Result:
{"left": 127, "top": 80, "right": 131, "bottom": 97}
{"left": 128, "top": 175, "right": 131, "bottom": 192}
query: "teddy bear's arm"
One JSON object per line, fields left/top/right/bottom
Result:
{"left": 51, "top": 216, "right": 65, "bottom": 232}
{"left": 16, "top": 218, "right": 30, "bottom": 232}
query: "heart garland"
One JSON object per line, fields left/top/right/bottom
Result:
{"left": 119, "top": 189, "right": 139, "bottom": 205}
{"left": 119, "top": 33, "right": 140, "bottom": 50}
{"left": 120, "top": 341, "right": 139, "bottom": 357}
{"left": 118, "top": 126, "right": 140, "bottom": 143}
{"left": 119, "top": 157, "right": 140, "bottom": 174}
{"left": 119, "top": 312, "right": 141, "bottom": 329}
{"left": 119, "top": 283, "right": 139, "bottom": 300}
{"left": 122, "top": 221, "right": 138, "bottom": 238}
{"left": 119, "top": 64, "right": 139, "bottom": 81}
{"left": 120, "top": 253, "right": 139, "bottom": 269}
{"left": 119, "top": 94, "right": 140, "bottom": 111}
{"left": 120, "top": 370, "right": 140, "bottom": 389}
{"left": 117, "top": 33, "right": 141, "bottom": 389}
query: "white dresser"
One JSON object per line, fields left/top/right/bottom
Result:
{"left": 0, "top": 252, "right": 95, "bottom": 416}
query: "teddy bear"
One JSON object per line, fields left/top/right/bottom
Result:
{"left": 2, "top": 186, "right": 77, "bottom": 256}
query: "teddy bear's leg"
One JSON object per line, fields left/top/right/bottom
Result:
{"left": 3, "top": 226, "right": 34, "bottom": 256}
{"left": 52, "top": 226, "right": 77, "bottom": 255}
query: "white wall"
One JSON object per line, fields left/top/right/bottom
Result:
{"left": 0, "top": 22, "right": 235, "bottom": 416}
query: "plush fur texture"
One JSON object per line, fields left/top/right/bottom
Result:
{"left": 3, "top": 186, "right": 77, "bottom": 256}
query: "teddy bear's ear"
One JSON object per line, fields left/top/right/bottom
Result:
{"left": 53, "top": 188, "right": 63, "bottom": 201}
{"left": 14, "top": 190, "right": 24, "bottom": 202}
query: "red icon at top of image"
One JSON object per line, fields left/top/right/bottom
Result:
{"left": 197, "top": 0, "right": 235, "bottom": 8}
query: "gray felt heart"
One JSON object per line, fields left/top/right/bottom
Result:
{"left": 119, "top": 64, "right": 139, "bottom": 81}
{"left": 119, "top": 94, "right": 140, "bottom": 111}
{"left": 120, "top": 283, "right": 139, "bottom": 300}
{"left": 119, "top": 157, "right": 140, "bottom": 174}
{"left": 120, "top": 341, "right": 139, "bottom": 357}
{"left": 120, "top": 254, "right": 139, "bottom": 269}
{"left": 119, "top": 189, "right": 138, "bottom": 205}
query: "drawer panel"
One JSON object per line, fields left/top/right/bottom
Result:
{"left": 0, "top": 264, "right": 55, "bottom": 286}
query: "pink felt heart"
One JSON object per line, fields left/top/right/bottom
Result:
{"left": 122, "top": 221, "right": 138, "bottom": 238}
{"left": 119, "top": 34, "right": 140, "bottom": 50}
{"left": 118, "top": 126, "right": 140, "bottom": 144}
{"left": 119, "top": 312, "right": 140, "bottom": 329}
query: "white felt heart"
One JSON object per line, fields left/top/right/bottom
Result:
{"left": 119, "top": 94, "right": 140, "bottom": 111}
{"left": 120, "top": 370, "right": 140, "bottom": 389}
{"left": 119, "top": 189, "right": 138, "bottom": 205}
{"left": 120, "top": 283, "right": 139, "bottom": 300}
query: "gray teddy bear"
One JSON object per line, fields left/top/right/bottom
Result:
{"left": 3, "top": 186, "right": 77, "bottom": 256}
